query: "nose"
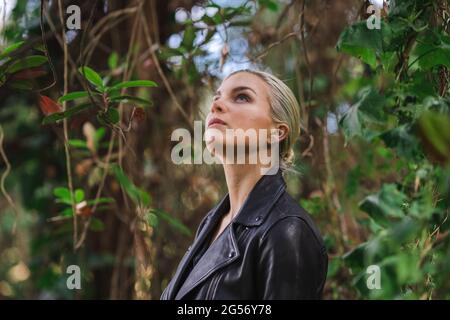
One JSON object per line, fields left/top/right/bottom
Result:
{"left": 210, "top": 96, "right": 227, "bottom": 114}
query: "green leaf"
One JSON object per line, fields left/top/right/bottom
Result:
{"left": 94, "top": 127, "right": 106, "bottom": 148}
{"left": 90, "top": 218, "right": 105, "bottom": 232}
{"left": 53, "top": 187, "right": 71, "bottom": 202}
{"left": 7, "top": 79, "right": 34, "bottom": 90}
{"left": 42, "top": 103, "right": 93, "bottom": 125}
{"left": 6, "top": 55, "right": 47, "bottom": 74}
{"left": 258, "top": 0, "right": 278, "bottom": 11}
{"left": 112, "top": 164, "right": 149, "bottom": 206}
{"left": 157, "top": 47, "right": 185, "bottom": 60}
{"left": 108, "top": 52, "right": 119, "bottom": 70}
{"left": 109, "top": 95, "right": 153, "bottom": 106}
{"left": 0, "top": 41, "right": 25, "bottom": 59}
{"left": 414, "top": 33, "right": 450, "bottom": 69}
{"left": 104, "top": 108, "right": 119, "bottom": 124}
{"left": 387, "top": 216, "right": 421, "bottom": 244}
{"left": 108, "top": 80, "right": 157, "bottom": 91}
{"left": 417, "top": 111, "right": 450, "bottom": 162}
{"left": 78, "top": 66, "right": 104, "bottom": 90}
{"left": 359, "top": 184, "right": 408, "bottom": 228}
{"left": 336, "top": 21, "right": 384, "bottom": 68}
{"left": 145, "top": 211, "right": 159, "bottom": 228}
{"left": 85, "top": 197, "right": 115, "bottom": 206}
{"left": 380, "top": 124, "right": 421, "bottom": 160}
{"left": 139, "top": 189, "right": 151, "bottom": 207}
{"left": 343, "top": 242, "right": 367, "bottom": 271}
{"left": 58, "top": 91, "right": 90, "bottom": 103}
{"left": 151, "top": 208, "right": 192, "bottom": 236}
{"left": 61, "top": 207, "right": 74, "bottom": 217}
{"left": 181, "top": 23, "right": 196, "bottom": 51}
{"left": 339, "top": 86, "right": 386, "bottom": 141}
{"left": 68, "top": 139, "right": 87, "bottom": 149}
{"left": 75, "top": 189, "right": 85, "bottom": 203}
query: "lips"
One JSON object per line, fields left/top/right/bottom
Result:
{"left": 208, "top": 117, "right": 227, "bottom": 127}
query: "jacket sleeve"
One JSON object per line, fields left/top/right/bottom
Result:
{"left": 256, "top": 216, "right": 328, "bottom": 299}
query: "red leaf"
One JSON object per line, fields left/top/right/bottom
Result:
{"left": 133, "top": 107, "right": 146, "bottom": 122}
{"left": 10, "top": 67, "right": 47, "bottom": 80}
{"left": 38, "top": 94, "right": 62, "bottom": 115}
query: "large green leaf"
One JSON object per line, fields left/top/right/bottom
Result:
{"left": 78, "top": 66, "right": 104, "bottom": 90}
{"left": 42, "top": 103, "right": 93, "bottom": 125}
{"left": 112, "top": 164, "right": 151, "bottom": 207}
{"left": 339, "top": 86, "right": 386, "bottom": 141}
{"left": 58, "top": 91, "right": 91, "bottom": 103}
{"left": 53, "top": 187, "right": 71, "bottom": 202}
{"left": 413, "top": 34, "right": 450, "bottom": 69}
{"left": 151, "top": 208, "right": 192, "bottom": 236}
{"left": 0, "top": 41, "right": 25, "bottom": 59}
{"left": 336, "top": 21, "right": 385, "bottom": 68}
{"left": 380, "top": 124, "right": 421, "bottom": 160}
{"left": 359, "top": 184, "right": 408, "bottom": 228}
{"left": 6, "top": 55, "right": 47, "bottom": 74}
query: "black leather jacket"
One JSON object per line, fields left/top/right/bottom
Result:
{"left": 160, "top": 170, "right": 328, "bottom": 300}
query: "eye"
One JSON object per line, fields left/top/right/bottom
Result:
{"left": 235, "top": 93, "right": 250, "bottom": 102}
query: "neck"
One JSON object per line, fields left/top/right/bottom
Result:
{"left": 222, "top": 164, "right": 264, "bottom": 219}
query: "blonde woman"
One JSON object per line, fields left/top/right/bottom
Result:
{"left": 161, "top": 69, "right": 327, "bottom": 300}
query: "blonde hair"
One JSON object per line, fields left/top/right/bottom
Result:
{"left": 225, "top": 69, "right": 301, "bottom": 172}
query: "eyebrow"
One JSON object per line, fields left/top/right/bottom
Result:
{"left": 214, "top": 86, "right": 257, "bottom": 96}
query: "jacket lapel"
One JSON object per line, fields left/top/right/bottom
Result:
{"left": 168, "top": 169, "right": 286, "bottom": 299}
{"left": 164, "top": 195, "right": 229, "bottom": 299}
{"left": 174, "top": 220, "right": 239, "bottom": 299}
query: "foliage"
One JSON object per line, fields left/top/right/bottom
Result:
{"left": 336, "top": 0, "right": 450, "bottom": 299}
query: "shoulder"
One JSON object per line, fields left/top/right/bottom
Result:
{"left": 260, "top": 191, "right": 326, "bottom": 252}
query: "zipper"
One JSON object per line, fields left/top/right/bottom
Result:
{"left": 205, "top": 225, "right": 250, "bottom": 299}
{"left": 206, "top": 273, "right": 222, "bottom": 299}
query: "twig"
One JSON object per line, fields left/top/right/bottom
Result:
{"left": 0, "top": 125, "right": 21, "bottom": 233}
{"left": 38, "top": 0, "right": 57, "bottom": 92}
{"left": 58, "top": 0, "right": 78, "bottom": 252}
{"left": 252, "top": 32, "right": 297, "bottom": 61}
{"left": 299, "top": 0, "right": 313, "bottom": 109}
{"left": 140, "top": 11, "right": 193, "bottom": 129}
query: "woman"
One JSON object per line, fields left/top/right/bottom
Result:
{"left": 160, "top": 69, "right": 327, "bottom": 300}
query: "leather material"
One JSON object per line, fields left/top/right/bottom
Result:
{"left": 160, "top": 170, "right": 328, "bottom": 300}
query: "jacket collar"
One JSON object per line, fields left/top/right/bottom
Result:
{"left": 168, "top": 168, "right": 287, "bottom": 300}
{"left": 208, "top": 168, "right": 287, "bottom": 227}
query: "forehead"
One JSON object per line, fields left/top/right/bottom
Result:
{"left": 218, "top": 72, "right": 269, "bottom": 97}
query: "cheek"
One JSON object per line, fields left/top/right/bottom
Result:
{"left": 230, "top": 107, "right": 272, "bottom": 131}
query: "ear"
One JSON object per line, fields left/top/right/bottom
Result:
{"left": 269, "top": 123, "right": 289, "bottom": 144}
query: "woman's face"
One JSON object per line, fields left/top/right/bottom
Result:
{"left": 205, "top": 72, "right": 276, "bottom": 161}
